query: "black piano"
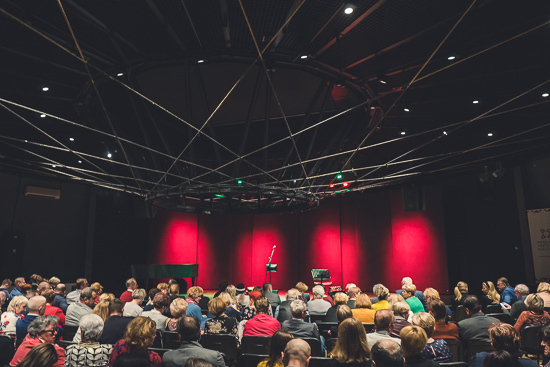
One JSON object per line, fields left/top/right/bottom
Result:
{"left": 130, "top": 264, "right": 199, "bottom": 288}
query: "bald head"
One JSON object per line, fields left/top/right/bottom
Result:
{"left": 28, "top": 295, "right": 46, "bottom": 315}
{"left": 283, "top": 339, "right": 311, "bottom": 367}
{"left": 371, "top": 339, "right": 404, "bottom": 367}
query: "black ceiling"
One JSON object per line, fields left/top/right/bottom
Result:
{"left": 1, "top": 0, "right": 549, "bottom": 211}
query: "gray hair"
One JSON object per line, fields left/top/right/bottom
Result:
{"left": 401, "top": 277, "right": 413, "bottom": 286}
{"left": 132, "top": 288, "right": 147, "bottom": 300}
{"left": 345, "top": 283, "right": 357, "bottom": 292}
{"left": 28, "top": 315, "right": 59, "bottom": 337}
{"left": 27, "top": 296, "right": 46, "bottom": 313}
{"left": 515, "top": 284, "right": 529, "bottom": 296}
{"left": 80, "top": 287, "right": 93, "bottom": 300}
{"left": 7, "top": 295, "right": 28, "bottom": 312}
{"left": 373, "top": 284, "right": 389, "bottom": 299}
{"left": 290, "top": 300, "right": 307, "bottom": 318}
{"left": 79, "top": 314, "right": 104, "bottom": 341}
{"left": 286, "top": 289, "right": 298, "bottom": 301}
{"left": 312, "top": 285, "right": 325, "bottom": 298}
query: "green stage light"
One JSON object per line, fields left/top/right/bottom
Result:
{"left": 336, "top": 173, "right": 343, "bottom": 180}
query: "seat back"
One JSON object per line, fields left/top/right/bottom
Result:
{"left": 149, "top": 347, "right": 170, "bottom": 358}
{"left": 316, "top": 321, "right": 338, "bottom": 338}
{"left": 308, "top": 357, "right": 339, "bottom": 367}
{"left": 310, "top": 314, "right": 325, "bottom": 323}
{"left": 363, "top": 323, "right": 375, "bottom": 333}
{"left": 444, "top": 339, "right": 463, "bottom": 362}
{"left": 455, "top": 306, "right": 468, "bottom": 323}
{"left": 152, "top": 330, "right": 163, "bottom": 348}
{"left": 241, "top": 336, "right": 271, "bottom": 354}
{"left": 162, "top": 331, "right": 181, "bottom": 349}
{"left": 486, "top": 313, "right": 513, "bottom": 325}
{"left": 301, "top": 337, "right": 324, "bottom": 357}
{"left": 62, "top": 324, "right": 79, "bottom": 341}
{"left": 439, "top": 363, "right": 468, "bottom": 367}
{"left": 200, "top": 334, "right": 239, "bottom": 365}
{"left": 484, "top": 304, "right": 501, "bottom": 314}
{"left": 466, "top": 341, "right": 493, "bottom": 361}
{"left": 521, "top": 325, "right": 544, "bottom": 357}
{"left": 238, "top": 353, "right": 268, "bottom": 367}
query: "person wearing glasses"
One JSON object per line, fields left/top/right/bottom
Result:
{"left": 10, "top": 315, "right": 65, "bottom": 367}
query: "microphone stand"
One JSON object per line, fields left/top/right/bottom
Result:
{"left": 265, "top": 245, "right": 276, "bottom": 283}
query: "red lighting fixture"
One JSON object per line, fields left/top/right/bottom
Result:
{"left": 343, "top": 182, "right": 349, "bottom": 187}
{"left": 329, "top": 184, "right": 335, "bottom": 188}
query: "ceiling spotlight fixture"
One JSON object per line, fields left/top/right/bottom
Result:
{"left": 542, "top": 93, "right": 549, "bottom": 97}
{"left": 344, "top": 4, "right": 356, "bottom": 14}
{"left": 443, "top": 131, "right": 448, "bottom": 136}
{"left": 404, "top": 108, "right": 410, "bottom": 112}
{"left": 487, "top": 132, "right": 494, "bottom": 137}
{"left": 117, "top": 72, "right": 124, "bottom": 77}
{"left": 40, "top": 113, "right": 46, "bottom": 118}
{"left": 237, "top": 179, "right": 243, "bottom": 185}
{"left": 473, "top": 100, "right": 479, "bottom": 104}
{"left": 400, "top": 131, "right": 406, "bottom": 135}
{"left": 293, "top": 179, "right": 297, "bottom": 183}
{"left": 78, "top": 160, "right": 82, "bottom": 164}
{"left": 107, "top": 153, "right": 112, "bottom": 158}
{"left": 197, "top": 59, "right": 205, "bottom": 64}
{"left": 42, "top": 86, "right": 49, "bottom": 92}
{"left": 52, "top": 165, "right": 56, "bottom": 168}
{"left": 447, "top": 56, "right": 456, "bottom": 60}
{"left": 379, "top": 79, "right": 387, "bottom": 84}
{"left": 69, "top": 137, "right": 74, "bottom": 141}
{"left": 300, "top": 54, "right": 308, "bottom": 59}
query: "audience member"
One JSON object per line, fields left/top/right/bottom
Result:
{"left": 399, "top": 325, "right": 439, "bottom": 367}
{"left": 423, "top": 288, "right": 452, "bottom": 321}
{"left": 282, "top": 300, "right": 321, "bottom": 340}
{"left": 169, "top": 283, "right": 181, "bottom": 303}
{"left": 90, "top": 282, "right": 104, "bottom": 304}
{"left": 452, "top": 281, "right": 471, "bottom": 309}
{"left": 185, "top": 286, "right": 205, "bottom": 322}
{"left": 51, "top": 284, "right": 68, "bottom": 313}
{"left": 275, "top": 288, "right": 299, "bottom": 323}
{"left": 282, "top": 338, "right": 311, "bottom": 367}
{"left": 17, "top": 343, "right": 58, "bottom": 367}
{"left": 429, "top": 299, "right": 458, "bottom": 339}
{"left": 66, "top": 278, "right": 89, "bottom": 304}
{"left": 367, "top": 309, "right": 401, "bottom": 350}
{"left": 537, "top": 282, "right": 550, "bottom": 308}
{"left": 163, "top": 316, "right": 225, "bottom": 367}
{"left": 241, "top": 290, "right": 263, "bottom": 320}
{"left": 9, "top": 277, "right": 26, "bottom": 299}
{"left": 65, "top": 314, "right": 113, "bottom": 366}
{"left": 243, "top": 296, "right": 280, "bottom": 336}
{"left": 236, "top": 283, "right": 250, "bottom": 309}
{"left": 119, "top": 278, "right": 138, "bottom": 304}
{"left": 16, "top": 295, "right": 46, "bottom": 340}
{"left": 307, "top": 285, "right": 331, "bottom": 316}
{"left": 481, "top": 350, "right": 521, "bottom": 367}
{"left": 410, "top": 312, "right": 451, "bottom": 362}
{"left": 457, "top": 295, "right": 499, "bottom": 350}
{"left": 213, "top": 281, "right": 228, "bottom": 298}
{"left": 157, "top": 283, "right": 169, "bottom": 295}
{"left": 502, "top": 284, "right": 529, "bottom": 320}
{"left": 165, "top": 298, "right": 188, "bottom": 331}
{"left": 1, "top": 295, "right": 28, "bottom": 336}
{"left": 257, "top": 330, "right": 293, "bottom": 367}
{"left": 142, "top": 292, "right": 169, "bottom": 332}
{"left": 108, "top": 316, "right": 162, "bottom": 367}
{"left": 204, "top": 297, "right": 238, "bottom": 343}
{"left": 37, "top": 281, "right": 50, "bottom": 295}
{"left": 347, "top": 287, "right": 360, "bottom": 309}
{"left": 403, "top": 284, "right": 424, "bottom": 314}
{"left": 219, "top": 291, "right": 241, "bottom": 320}
{"left": 123, "top": 288, "right": 146, "bottom": 318}
{"left": 330, "top": 317, "right": 370, "bottom": 366}
{"left": 391, "top": 301, "right": 412, "bottom": 338}
{"left": 263, "top": 283, "right": 281, "bottom": 308}
{"left": 513, "top": 293, "right": 550, "bottom": 335}
{"left": 324, "top": 292, "right": 349, "bottom": 322}
{"left": 10, "top": 315, "right": 65, "bottom": 367}
{"left": 372, "top": 284, "right": 390, "bottom": 310}
{"left": 99, "top": 299, "right": 133, "bottom": 345}
{"left": 66, "top": 287, "right": 95, "bottom": 327}
{"left": 93, "top": 293, "right": 116, "bottom": 322}
{"left": 497, "top": 277, "right": 518, "bottom": 305}
{"left": 371, "top": 339, "right": 405, "bottom": 367}
{"left": 480, "top": 281, "right": 500, "bottom": 309}
{"left": 295, "top": 282, "right": 309, "bottom": 303}
{"left": 112, "top": 350, "right": 151, "bottom": 367}
{"left": 0, "top": 279, "right": 12, "bottom": 300}
{"left": 42, "top": 290, "right": 65, "bottom": 326}
{"left": 396, "top": 277, "right": 428, "bottom": 312}
{"left": 143, "top": 288, "right": 159, "bottom": 312}
{"left": 48, "top": 277, "right": 60, "bottom": 290}
{"left": 541, "top": 326, "right": 550, "bottom": 367}
{"left": 352, "top": 293, "right": 377, "bottom": 323}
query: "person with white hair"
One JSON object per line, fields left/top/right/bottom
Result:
{"left": 282, "top": 300, "right": 324, "bottom": 353}
{"left": 395, "top": 277, "right": 428, "bottom": 312}
{"left": 65, "top": 314, "right": 113, "bottom": 366}
{"left": 307, "top": 285, "right": 331, "bottom": 316}
{"left": 16, "top": 295, "right": 46, "bottom": 340}
{"left": 275, "top": 288, "right": 300, "bottom": 323}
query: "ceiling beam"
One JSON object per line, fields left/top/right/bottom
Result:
{"left": 145, "top": 0, "right": 187, "bottom": 51}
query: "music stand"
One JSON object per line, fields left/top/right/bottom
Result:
{"left": 311, "top": 269, "right": 331, "bottom": 292}
{"left": 265, "top": 264, "right": 277, "bottom": 283}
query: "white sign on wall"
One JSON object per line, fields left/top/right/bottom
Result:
{"left": 527, "top": 208, "right": 550, "bottom": 282}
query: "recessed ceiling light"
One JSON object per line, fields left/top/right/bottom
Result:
{"left": 197, "top": 59, "right": 205, "bottom": 64}
{"left": 447, "top": 56, "right": 456, "bottom": 60}
{"left": 117, "top": 72, "right": 124, "bottom": 77}
{"left": 42, "top": 87, "right": 49, "bottom": 92}
{"left": 473, "top": 100, "right": 479, "bottom": 104}
{"left": 344, "top": 4, "right": 356, "bottom": 14}
{"left": 40, "top": 113, "right": 46, "bottom": 118}
{"left": 400, "top": 131, "right": 406, "bottom": 135}
{"left": 300, "top": 55, "right": 308, "bottom": 59}
{"left": 404, "top": 108, "right": 410, "bottom": 112}
{"left": 443, "top": 131, "right": 448, "bottom": 135}
{"left": 52, "top": 165, "right": 56, "bottom": 168}
{"left": 293, "top": 179, "right": 297, "bottom": 183}
{"left": 379, "top": 80, "right": 387, "bottom": 84}
{"left": 542, "top": 93, "right": 549, "bottom": 97}
{"left": 69, "top": 137, "right": 74, "bottom": 141}
{"left": 107, "top": 153, "right": 112, "bottom": 158}
{"left": 487, "top": 132, "right": 493, "bottom": 137}
{"left": 24, "top": 140, "right": 28, "bottom": 143}
{"left": 78, "top": 160, "right": 82, "bottom": 164}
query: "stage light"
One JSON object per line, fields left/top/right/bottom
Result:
{"left": 293, "top": 179, "right": 297, "bottom": 183}
{"left": 379, "top": 79, "right": 387, "bottom": 84}
{"left": 336, "top": 173, "right": 343, "bottom": 180}
{"left": 197, "top": 59, "right": 205, "bottom": 63}
{"left": 237, "top": 179, "right": 243, "bottom": 185}
{"left": 329, "top": 184, "right": 335, "bottom": 188}
{"left": 473, "top": 100, "right": 479, "bottom": 104}
{"left": 400, "top": 131, "right": 406, "bottom": 135}
{"left": 40, "top": 114, "right": 46, "bottom": 118}
{"left": 78, "top": 160, "right": 82, "bottom": 164}
{"left": 443, "top": 131, "right": 448, "bottom": 135}
{"left": 42, "top": 86, "right": 49, "bottom": 92}
{"left": 117, "top": 72, "right": 124, "bottom": 77}
{"left": 215, "top": 194, "right": 225, "bottom": 198}
{"left": 487, "top": 132, "right": 493, "bottom": 137}
{"left": 52, "top": 165, "right": 56, "bottom": 168}
{"left": 404, "top": 108, "right": 410, "bottom": 112}
{"left": 107, "top": 153, "right": 112, "bottom": 158}
{"left": 343, "top": 182, "right": 349, "bottom": 187}
{"left": 300, "top": 54, "right": 308, "bottom": 59}
{"left": 69, "top": 137, "right": 74, "bottom": 141}
{"left": 447, "top": 56, "right": 456, "bottom": 60}
{"left": 542, "top": 93, "right": 549, "bottom": 97}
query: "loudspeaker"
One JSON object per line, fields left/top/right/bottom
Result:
{"left": 402, "top": 184, "right": 425, "bottom": 211}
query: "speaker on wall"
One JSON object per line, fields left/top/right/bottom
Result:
{"left": 402, "top": 184, "right": 425, "bottom": 211}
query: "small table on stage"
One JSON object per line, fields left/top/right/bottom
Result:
{"left": 131, "top": 264, "right": 199, "bottom": 289}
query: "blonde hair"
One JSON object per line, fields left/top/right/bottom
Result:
{"left": 538, "top": 282, "right": 550, "bottom": 293}
{"left": 187, "top": 286, "right": 204, "bottom": 300}
{"left": 7, "top": 295, "right": 28, "bottom": 312}
{"left": 355, "top": 293, "right": 372, "bottom": 309}
{"left": 387, "top": 293, "right": 406, "bottom": 310}
{"left": 93, "top": 293, "right": 115, "bottom": 322}
{"left": 225, "top": 285, "right": 237, "bottom": 304}
{"left": 373, "top": 284, "right": 389, "bottom": 300}
{"left": 295, "top": 282, "right": 308, "bottom": 293}
{"left": 124, "top": 316, "right": 156, "bottom": 349}
{"left": 400, "top": 325, "right": 428, "bottom": 356}
{"left": 402, "top": 284, "right": 416, "bottom": 295}
{"left": 410, "top": 312, "right": 435, "bottom": 338}
{"left": 209, "top": 297, "right": 228, "bottom": 317}
{"left": 392, "top": 301, "right": 411, "bottom": 317}
{"left": 169, "top": 283, "right": 180, "bottom": 296}
{"left": 219, "top": 292, "right": 233, "bottom": 307}
{"left": 454, "top": 281, "right": 468, "bottom": 301}
{"left": 334, "top": 292, "right": 349, "bottom": 305}
{"left": 170, "top": 298, "right": 188, "bottom": 318}
{"left": 90, "top": 282, "right": 103, "bottom": 295}
{"left": 423, "top": 288, "right": 440, "bottom": 301}
{"left": 525, "top": 294, "right": 544, "bottom": 314}
{"left": 330, "top": 318, "right": 370, "bottom": 362}
{"left": 157, "top": 283, "right": 169, "bottom": 292}
{"left": 483, "top": 281, "right": 500, "bottom": 304}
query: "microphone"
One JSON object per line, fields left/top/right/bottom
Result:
{"left": 273, "top": 245, "right": 276, "bottom": 249}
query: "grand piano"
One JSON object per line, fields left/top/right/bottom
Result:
{"left": 130, "top": 264, "right": 199, "bottom": 288}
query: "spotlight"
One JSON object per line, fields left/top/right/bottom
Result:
{"left": 197, "top": 59, "right": 205, "bottom": 64}
{"left": 542, "top": 93, "right": 549, "bottom": 97}
{"left": 443, "top": 131, "right": 448, "bottom": 136}
{"left": 42, "top": 86, "right": 49, "bottom": 92}
{"left": 336, "top": 173, "right": 343, "bottom": 180}
{"left": 447, "top": 56, "right": 456, "bottom": 60}
{"left": 293, "top": 179, "right": 297, "bottom": 183}
{"left": 117, "top": 72, "right": 124, "bottom": 77}
{"left": 329, "top": 184, "right": 335, "bottom": 188}
{"left": 69, "top": 137, "right": 75, "bottom": 141}
{"left": 344, "top": 4, "right": 356, "bottom": 14}
{"left": 78, "top": 160, "right": 82, "bottom": 164}
{"left": 400, "top": 131, "right": 406, "bottom": 135}
{"left": 300, "top": 54, "right": 308, "bottom": 60}
{"left": 487, "top": 132, "right": 493, "bottom": 137}
{"left": 40, "top": 114, "right": 46, "bottom": 118}
{"left": 404, "top": 108, "right": 410, "bottom": 112}
{"left": 237, "top": 179, "right": 243, "bottom": 185}
{"left": 473, "top": 100, "right": 479, "bottom": 104}
{"left": 343, "top": 182, "right": 349, "bottom": 187}
{"left": 107, "top": 153, "right": 112, "bottom": 158}
{"left": 379, "top": 79, "right": 387, "bottom": 84}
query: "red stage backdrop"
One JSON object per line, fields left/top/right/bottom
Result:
{"left": 149, "top": 185, "right": 449, "bottom": 293}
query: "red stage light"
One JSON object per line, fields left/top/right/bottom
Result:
{"left": 343, "top": 182, "right": 349, "bottom": 187}
{"left": 329, "top": 184, "right": 335, "bottom": 188}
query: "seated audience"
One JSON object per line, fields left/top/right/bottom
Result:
{"left": 497, "top": 277, "right": 518, "bottom": 305}
{"left": 65, "top": 314, "right": 113, "bottom": 366}
{"left": 90, "top": 282, "right": 104, "bottom": 304}
{"left": 480, "top": 281, "right": 500, "bottom": 309}
{"left": 163, "top": 316, "right": 225, "bottom": 367}
{"left": 422, "top": 288, "right": 452, "bottom": 321}
{"left": 213, "top": 281, "right": 228, "bottom": 299}
{"left": 169, "top": 283, "right": 180, "bottom": 303}
{"left": 295, "top": 282, "right": 309, "bottom": 303}
{"left": 452, "top": 281, "right": 470, "bottom": 309}
{"left": 396, "top": 277, "right": 428, "bottom": 312}
{"left": 243, "top": 296, "right": 280, "bottom": 336}
{"left": 94, "top": 293, "right": 116, "bottom": 322}
{"left": 263, "top": 282, "right": 281, "bottom": 308}
{"left": 9, "top": 277, "right": 26, "bottom": 299}
{"left": 275, "top": 288, "right": 299, "bottom": 323}
{"left": 236, "top": 283, "right": 250, "bottom": 309}
{"left": 204, "top": 297, "right": 238, "bottom": 343}
{"left": 0, "top": 291, "right": 5, "bottom": 313}
{"left": 481, "top": 350, "right": 522, "bottom": 367}
{"left": 219, "top": 292, "right": 241, "bottom": 321}
{"left": 99, "top": 299, "right": 133, "bottom": 345}
{"left": 330, "top": 317, "right": 371, "bottom": 366}
{"left": 366, "top": 309, "right": 401, "bottom": 350}
{"left": 371, "top": 339, "right": 405, "bottom": 367}
{"left": 410, "top": 312, "right": 451, "bottom": 362}
{"left": 112, "top": 350, "right": 151, "bottom": 367}
{"left": 537, "top": 282, "right": 550, "bottom": 308}
{"left": 119, "top": 278, "right": 138, "bottom": 304}
{"left": 157, "top": 283, "right": 169, "bottom": 295}
{"left": 352, "top": 293, "right": 377, "bottom": 323}
{"left": 429, "top": 299, "right": 458, "bottom": 340}
{"left": 16, "top": 295, "right": 46, "bottom": 340}
{"left": 402, "top": 284, "right": 424, "bottom": 314}
{"left": 325, "top": 292, "right": 349, "bottom": 322}
{"left": 42, "top": 290, "right": 65, "bottom": 326}
{"left": 391, "top": 301, "right": 412, "bottom": 338}
{"left": 10, "top": 315, "right": 65, "bottom": 367}
{"left": 66, "top": 287, "right": 95, "bottom": 327}
{"left": 185, "top": 286, "right": 205, "bottom": 322}
{"left": 52, "top": 284, "right": 68, "bottom": 313}
{"left": 513, "top": 293, "right": 550, "bottom": 335}
{"left": 108, "top": 316, "right": 162, "bottom": 367}
{"left": 469, "top": 322, "right": 538, "bottom": 367}
{"left": 282, "top": 300, "right": 321, "bottom": 340}
{"left": 347, "top": 287, "right": 360, "bottom": 309}
{"left": 0, "top": 332, "right": 15, "bottom": 365}
{"left": 372, "top": 284, "right": 390, "bottom": 311}
{"left": 0, "top": 279, "right": 12, "bottom": 301}
{"left": 282, "top": 338, "right": 311, "bottom": 367}
{"left": 241, "top": 290, "right": 262, "bottom": 320}
{"left": 17, "top": 343, "right": 59, "bottom": 367}
{"left": 457, "top": 295, "right": 499, "bottom": 350}
{"left": 141, "top": 292, "right": 169, "bottom": 332}
{"left": 143, "top": 288, "right": 160, "bottom": 312}
{"left": 165, "top": 298, "right": 188, "bottom": 331}
{"left": 257, "top": 329, "right": 294, "bottom": 367}
{"left": 502, "top": 284, "right": 529, "bottom": 321}
{"left": 399, "top": 325, "right": 438, "bottom": 367}
{"left": 1, "top": 295, "right": 28, "bottom": 336}
{"left": 307, "top": 285, "right": 332, "bottom": 316}
{"left": 66, "top": 278, "right": 88, "bottom": 304}
{"left": 330, "top": 304, "right": 353, "bottom": 338}
{"left": 123, "top": 289, "right": 146, "bottom": 318}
